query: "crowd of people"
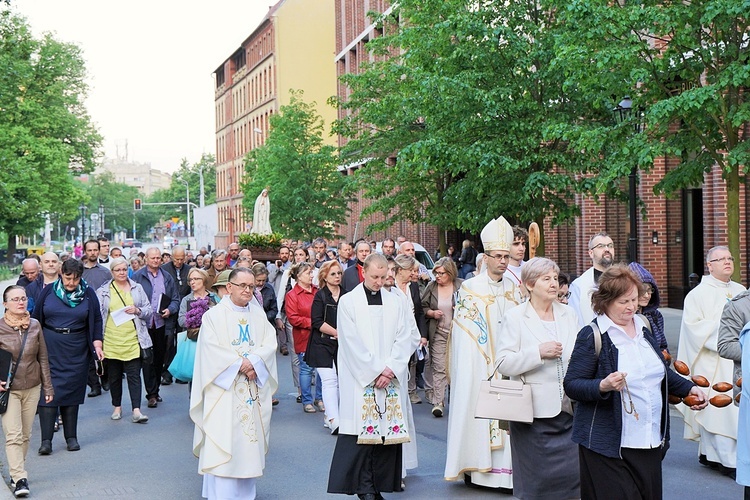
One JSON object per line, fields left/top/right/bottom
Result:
{"left": 5, "top": 224, "right": 750, "bottom": 500}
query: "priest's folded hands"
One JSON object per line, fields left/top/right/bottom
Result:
{"left": 240, "top": 357, "right": 257, "bottom": 381}
{"left": 375, "top": 367, "right": 395, "bottom": 388}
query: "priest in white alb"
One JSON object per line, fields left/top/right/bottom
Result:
{"left": 327, "top": 253, "right": 420, "bottom": 499}
{"left": 190, "top": 268, "right": 278, "bottom": 500}
{"left": 677, "top": 245, "right": 745, "bottom": 476}
{"left": 444, "top": 215, "right": 523, "bottom": 490}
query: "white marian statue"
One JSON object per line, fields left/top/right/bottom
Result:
{"left": 250, "top": 188, "right": 272, "bottom": 235}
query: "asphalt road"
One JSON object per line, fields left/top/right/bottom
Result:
{"left": 0, "top": 284, "right": 743, "bottom": 499}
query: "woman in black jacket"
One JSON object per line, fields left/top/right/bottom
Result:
{"left": 305, "top": 260, "right": 343, "bottom": 434}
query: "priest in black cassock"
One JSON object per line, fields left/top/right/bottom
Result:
{"left": 327, "top": 253, "right": 420, "bottom": 499}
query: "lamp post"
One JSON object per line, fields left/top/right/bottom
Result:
{"left": 180, "top": 178, "right": 192, "bottom": 239}
{"left": 197, "top": 164, "right": 205, "bottom": 208}
{"left": 613, "top": 96, "right": 643, "bottom": 263}
{"left": 79, "top": 203, "right": 87, "bottom": 241}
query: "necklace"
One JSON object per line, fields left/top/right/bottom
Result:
{"left": 621, "top": 377, "right": 639, "bottom": 420}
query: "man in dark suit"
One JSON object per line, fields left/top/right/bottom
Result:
{"left": 252, "top": 265, "right": 278, "bottom": 326}
{"left": 342, "top": 240, "right": 372, "bottom": 294}
{"left": 133, "top": 247, "right": 181, "bottom": 408}
{"left": 160, "top": 245, "right": 191, "bottom": 385}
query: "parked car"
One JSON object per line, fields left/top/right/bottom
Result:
{"left": 122, "top": 238, "right": 143, "bottom": 248}
{"left": 163, "top": 236, "right": 178, "bottom": 249}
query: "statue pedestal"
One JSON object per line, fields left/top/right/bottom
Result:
{"left": 248, "top": 247, "right": 277, "bottom": 263}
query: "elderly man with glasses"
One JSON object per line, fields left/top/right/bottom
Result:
{"left": 569, "top": 232, "right": 616, "bottom": 328}
{"left": 679, "top": 246, "right": 745, "bottom": 478}
{"left": 190, "top": 267, "right": 278, "bottom": 499}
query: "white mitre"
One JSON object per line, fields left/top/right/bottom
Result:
{"left": 480, "top": 216, "right": 514, "bottom": 252}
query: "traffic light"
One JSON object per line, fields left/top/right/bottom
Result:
{"left": 134, "top": 199, "right": 142, "bottom": 210}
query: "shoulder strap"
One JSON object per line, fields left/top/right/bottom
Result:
{"left": 636, "top": 313, "right": 652, "bottom": 333}
{"left": 7, "top": 330, "right": 30, "bottom": 390}
{"left": 590, "top": 320, "right": 602, "bottom": 357}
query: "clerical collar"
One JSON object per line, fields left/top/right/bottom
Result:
{"left": 487, "top": 274, "right": 503, "bottom": 286}
{"left": 593, "top": 268, "right": 604, "bottom": 284}
{"left": 362, "top": 284, "right": 382, "bottom": 305}
{"left": 99, "top": 257, "right": 109, "bottom": 263}
{"left": 224, "top": 295, "right": 250, "bottom": 311}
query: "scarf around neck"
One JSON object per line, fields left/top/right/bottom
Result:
{"left": 4, "top": 311, "right": 30, "bottom": 330}
{"left": 53, "top": 278, "right": 87, "bottom": 308}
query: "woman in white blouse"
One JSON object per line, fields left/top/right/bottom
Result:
{"left": 495, "top": 257, "right": 580, "bottom": 500}
{"left": 564, "top": 264, "right": 706, "bottom": 499}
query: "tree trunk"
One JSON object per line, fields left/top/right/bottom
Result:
{"left": 438, "top": 227, "right": 447, "bottom": 259}
{"left": 6, "top": 233, "right": 16, "bottom": 264}
{"left": 726, "top": 167, "right": 741, "bottom": 282}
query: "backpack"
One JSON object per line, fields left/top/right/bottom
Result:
{"left": 590, "top": 314, "right": 652, "bottom": 356}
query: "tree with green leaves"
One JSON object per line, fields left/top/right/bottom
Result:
{"left": 241, "top": 91, "right": 348, "bottom": 241}
{"left": 147, "top": 154, "right": 217, "bottom": 224}
{"left": 333, "top": 0, "right": 601, "bottom": 255}
{"left": 0, "top": 11, "right": 101, "bottom": 255}
{"left": 77, "top": 171, "right": 149, "bottom": 239}
{"left": 550, "top": 0, "right": 750, "bottom": 279}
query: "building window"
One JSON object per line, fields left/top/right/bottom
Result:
{"left": 216, "top": 70, "right": 225, "bottom": 88}
{"left": 233, "top": 49, "right": 246, "bottom": 70}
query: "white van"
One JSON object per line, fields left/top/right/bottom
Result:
{"left": 376, "top": 242, "right": 435, "bottom": 279}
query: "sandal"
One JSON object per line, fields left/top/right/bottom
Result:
{"left": 303, "top": 404, "right": 316, "bottom": 413}
{"left": 314, "top": 400, "right": 325, "bottom": 413}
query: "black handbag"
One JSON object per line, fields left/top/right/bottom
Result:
{"left": 0, "top": 330, "right": 30, "bottom": 414}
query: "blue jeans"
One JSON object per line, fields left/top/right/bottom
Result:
{"left": 298, "top": 353, "right": 322, "bottom": 405}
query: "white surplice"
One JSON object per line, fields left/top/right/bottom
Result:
{"left": 337, "top": 284, "right": 420, "bottom": 440}
{"left": 444, "top": 273, "right": 522, "bottom": 488}
{"left": 677, "top": 274, "right": 745, "bottom": 467}
{"left": 386, "top": 285, "right": 421, "bottom": 472}
{"left": 190, "top": 296, "right": 278, "bottom": 497}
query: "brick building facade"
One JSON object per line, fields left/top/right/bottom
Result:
{"left": 214, "top": 0, "right": 337, "bottom": 249}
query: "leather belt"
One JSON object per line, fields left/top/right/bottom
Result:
{"left": 46, "top": 326, "right": 86, "bottom": 335}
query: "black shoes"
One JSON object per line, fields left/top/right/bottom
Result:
{"left": 101, "top": 381, "right": 110, "bottom": 392}
{"left": 66, "top": 437, "right": 80, "bottom": 451}
{"left": 38, "top": 440, "right": 52, "bottom": 455}
{"left": 175, "top": 378, "right": 188, "bottom": 384}
{"left": 161, "top": 375, "right": 173, "bottom": 386}
{"left": 88, "top": 387, "right": 101, "bottom": 397}
{"left": 13, "top": 478, "right": 29, "bottom": 498}
{"left": 147, "top": 398, "right": 158, "bottom": 408}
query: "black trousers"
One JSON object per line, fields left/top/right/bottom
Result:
{"left": 162, "top": 330, "right": 177, "bottom": 378}
{"left": 108, "top": 357, "right": 142, "bottom": 410}
{"left": 142, "top": 326, "right": 166, "bottom": 399}
{"left": 579, "top": 445, "right": 662, "bottom": 500}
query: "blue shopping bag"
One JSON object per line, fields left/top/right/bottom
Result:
{"left": 168, "top": 331, "right": 197, "bottom": 382}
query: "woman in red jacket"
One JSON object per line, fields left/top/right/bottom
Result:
{"left": 285, "top": 262, "right": 322, "bottom": 413}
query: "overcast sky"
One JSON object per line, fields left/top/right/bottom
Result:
{"left": 14, "top": 1, "right": 273, "bottom": 173}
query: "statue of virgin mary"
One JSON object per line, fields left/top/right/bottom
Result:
{"left": 250, "top": 188, "right": 272, "bottom": 235}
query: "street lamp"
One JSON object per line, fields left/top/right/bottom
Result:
{"left": 79, "top": 203, "right": 87, "bottom": 241}
{"left": 180, "top": 178, "right": 192, "bottom": 240}
{"left": 613, "top": 96, "right": 643, "bottom": 263}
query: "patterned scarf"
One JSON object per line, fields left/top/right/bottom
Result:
{"left": 3, "top": 311, "right": 30, "bottom": 330}
{"left": 53, "top": 278, "right": 87, "bottom": 308}
{"left": 357, "top": 381, "right": 410, "bottom": 445}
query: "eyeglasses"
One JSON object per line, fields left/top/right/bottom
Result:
{"left": 229, "top": 282, "right": 254, "bottom": 291}
{"left": 709, "top": 256, "right": 734, "bottom": 263}
{"left": 590, "top": 243, "right": 615, "bottom": 250}
{"left": 6, "top": 297, "right": 28, "bottom": 303}
{"left": 557, "top": 292, "right": 571, "bottom": 300}
{"left": 434, "top": 271, "right": 448, "bottom": 277}
{"left": 486, "top": 253, "right": 511, "bottom": 262}
{"left": 188, "top": 277, "right": 203, "bottom": 282}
